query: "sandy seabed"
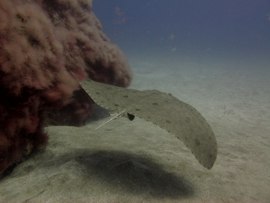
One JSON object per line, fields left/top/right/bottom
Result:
{"left": 0, "top": 54, "right": 269, "bottom": 203}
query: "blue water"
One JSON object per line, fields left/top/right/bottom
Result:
{"left": 93, "top": 0, "right": 270, "bottom": 60}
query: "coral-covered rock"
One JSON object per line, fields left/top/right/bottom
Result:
{"left": 0, "top": 0, "right": 132, "bottom": 175}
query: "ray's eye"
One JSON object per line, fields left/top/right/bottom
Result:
{"left": 127, "top": 113, "right": 135, "bottom": 121}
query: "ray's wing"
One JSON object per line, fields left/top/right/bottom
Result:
{"left": 127, "top": 90, "right": 217, "bottom": 169}
{"left": 81, "top": 79, "right": 142, "bottom": 112}
{"left": 81, "top": 79, "right": 217, "bottom": 169}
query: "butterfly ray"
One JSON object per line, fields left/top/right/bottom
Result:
{"left": 81, "top": 79, "right": 217, "bottom": 169}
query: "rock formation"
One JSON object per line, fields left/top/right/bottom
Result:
{"left": 0, "top": 0, "right": 132, "bottom": 175}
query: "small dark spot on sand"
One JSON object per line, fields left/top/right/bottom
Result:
{"left": 195, "top": 139, "right": 200, "bottom": 146}
{"left": 152, "top": 102, "right": 159, "bottom": 106}
{"left": 165, "top": 120, "right": 171, "bottom": 124}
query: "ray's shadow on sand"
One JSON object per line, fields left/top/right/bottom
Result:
{"left": 75, "top": 150, "right": 194, "bottom": 198}
{"left": 2, "top": 149, "right": 195, "bottom": 199}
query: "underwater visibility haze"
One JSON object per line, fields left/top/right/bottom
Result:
{"left": 93, "top": 0, "right": 270, "bottom": 61}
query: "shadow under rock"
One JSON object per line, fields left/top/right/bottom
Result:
{"left": 76, "top": 150, "right": 194, "bottom": 199}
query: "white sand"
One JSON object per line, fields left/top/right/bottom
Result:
{"left": 0, "top": 54, "right": 269, "bottom": 202}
